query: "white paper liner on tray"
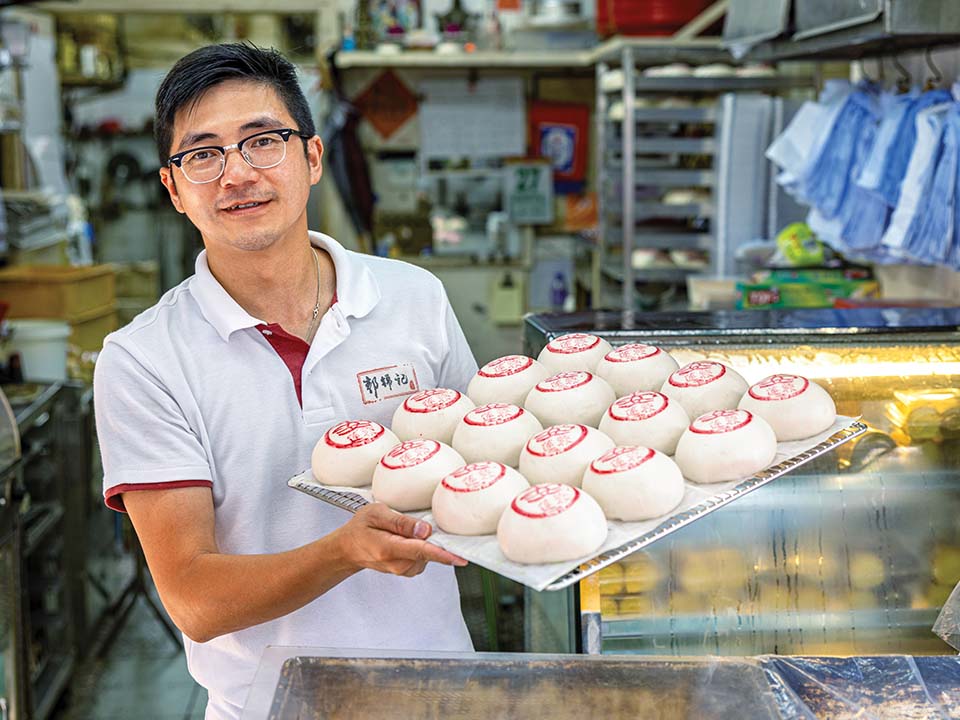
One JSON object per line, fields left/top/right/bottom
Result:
{"left": 289, "top": 416, "right": 866, "bottom": 592}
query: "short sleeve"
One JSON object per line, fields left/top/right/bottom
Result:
{"left": 94, "top": 340, "right": 212, "bottom": 511}
{"left": 436, "top": 286, "right": 478, "bottom": 394}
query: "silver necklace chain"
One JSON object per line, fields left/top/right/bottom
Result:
{"left": 307, "top": 247, "right": 321, "bottom": 338}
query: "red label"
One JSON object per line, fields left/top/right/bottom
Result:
{"left": 478, "top": 355, "right": 534, "bottom": 378}
{"left": 511, "top": 483, "right": 580, "bottom": 518}
{"left": 748, "top": 374, "right": 809, "bottom": 401}
{"left": 607, "top": 391, "right": 668, "bottom": 422}
{"left": 324, "top": 420, "right": 386, "bottom": 449}
{"left": 463, "top": 403, "right": 524, "bottom": 426}
{"left": 441, "top": 461, "right": 506, "bottom": 493}
{"left": 689, "top": 409, "right": 752, "bottom": 435}
{"left": 379, "top": 440, "right": 441, "bottom": 469}
{"left": 535, "top": 371, "right": 592, "bottom": 393}
{"left": 525, "top": 424, "right": 589, "bottom": 457}
{"left": 590, "top": 446, "right": 655, "bottom": 474}
{"left": 547, "top": 333, "right": 601, "bottom": 354}
{"left": 604, "top": 343, "right": 661, "bottom": 363}
{"left": 403, "top": 388, "right": 461, "bottom": 413}
{"left": 668, "top": 361, "right": 726, "bottom": 388}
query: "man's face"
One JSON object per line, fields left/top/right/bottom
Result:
{"left": 159, "top": 79, "right": 323, "bottom": 254}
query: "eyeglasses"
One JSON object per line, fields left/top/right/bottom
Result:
{"left": 167, "top": 128, "right": 310, "bottom": 184}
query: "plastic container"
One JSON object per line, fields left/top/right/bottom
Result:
{"left": 7, "top": 319, "right": 70, "bottom": 381}
{"left": 596, "top": 0, "right": 713, "bottom": 37}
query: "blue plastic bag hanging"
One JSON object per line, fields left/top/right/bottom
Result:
{"left": 766, "top": 80, "right": 852, "bottom": 204}
{"left": 902, "top": 105, "right": 959, "bottom": 264}
{"left": 803, "top": 84, "right": 881, "bottom": 219}
{"left": 881, "top": 102, "right": 953, "bottom": 258}
{"left": 857, "top": 89, "right": 917, "bottom": 192}
{"left": 874, "top": 88, "right": 952, "bottom": 208}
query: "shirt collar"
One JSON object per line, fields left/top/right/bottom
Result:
{"left": 191, "top": 231, "right": 381, "bottom": 342}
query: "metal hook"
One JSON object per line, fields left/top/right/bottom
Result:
{"left": 891, "top": 55, "right": 911, "bottom": 92}
{"left": 924, "top": 47, "right": 943, "bottom": 90}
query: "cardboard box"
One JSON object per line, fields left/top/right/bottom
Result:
{"left": 736, "top": 279, "right": 880, "bottom": 310}
{"left": 0, "top": 264, "right": 115, "bottom": 321}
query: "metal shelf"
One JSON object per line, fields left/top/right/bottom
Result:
{"left": 635, "top": 202, "right": 713, "bottom": 219}
{"left": 23, "top": 502, "right": 64, "bottom": 557}
{"left": 601, "top": 262, "right": 699, "bottom": 284}
{"left": 632, "top": 107, "right": 719, "bottom": 123}
{"left": 606, "top": 227, "right": 714, "bottom": 251}
{"left": 633, "top": 169, "right": 715, "bottom": 187}
{"left": 604, "top": 75, "right": 813, "bottom": 94}
{"left": 634, "top": 137, "right": 716, "bottom": 154}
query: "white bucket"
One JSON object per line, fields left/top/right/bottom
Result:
{"left": 7, "top": 319, "right": 70, "bottom": 381}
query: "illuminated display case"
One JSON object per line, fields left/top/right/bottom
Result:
{"left": 523, "top": 307, "right": 960, "bottom": 656}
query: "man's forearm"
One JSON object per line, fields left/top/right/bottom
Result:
{"left": 168, "top": 531, "right": 355, "bottom": 643}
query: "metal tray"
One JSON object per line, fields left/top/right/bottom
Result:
{"left": 289, "top": 419, "right": 867, "bottom": 592}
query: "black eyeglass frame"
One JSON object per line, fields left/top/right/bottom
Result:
{"left": 166, "top": 127, "right": 311, "bottom": 182}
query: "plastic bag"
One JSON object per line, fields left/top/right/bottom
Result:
{"left": 803, "top": 85, "right": 880, "bottom": 218}
{"left": 881, "top": 102, "right": 953, "bottom": 258}
{"left": 857, "top": 89, "right": 918, "bottom": 192}
{"left": 933, "top": 580, "right": 960, "bottom": 652}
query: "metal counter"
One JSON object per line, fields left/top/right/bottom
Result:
{"left": 242, "top": 647, "right": 960, "bottom": 719}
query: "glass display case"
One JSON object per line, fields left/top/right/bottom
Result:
{"left": 523, "top": 307, "right": 960, "bottom": 657}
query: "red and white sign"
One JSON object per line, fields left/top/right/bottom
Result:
{"left": 689, "top": 409, "right": 752, "bottom": 435}
{"left": 668, "top": 361, "right": 726, "bottom": 388}
{"left": 478, "top": 355, "right": 534, "bottom": 378}
{"left": 604, "top": 343, "right": 661, "bottom": 363}
{"left": 463, "top": 403, "right": 524, "bottom": 426}
{"left": 536, "top": 371, "right": 592, "bottom": 393}
{"left": 512, "top": 483, "right": 579, "bottom": 518}
{"left": 324, "top": 420, "right": 385, "bottom": 449}
{"left": 748, "top": 374, "right": 809, "bottom": 401}
{"left": 379, "top": 440, "right": 441, "bottom": 469}
{"left": 525, "top": 424, "right": 588, "bottom": 457}
{"left": 590, "top": 446, "right": 655, "bottom": 474}
{"left": 607, "top": 391, "right": 668, "bottom": 422}
{"left": 546, "top": 333, "right": 600, "bottom": 355}
{"left": 441, "top": 462, "right": 506, "bottom": 493}
{"left": 403, "top": 388, "right": 461, "bottom": 414}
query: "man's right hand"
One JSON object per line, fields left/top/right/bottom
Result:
{"left": 335, "top": 503, "right": 467, "bottom": 577}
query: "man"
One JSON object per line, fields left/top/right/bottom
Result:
{"left": 93, "top": 43, "right": 476, "bottom": 719}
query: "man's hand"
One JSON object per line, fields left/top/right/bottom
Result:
{"left": 336, "top": 503, "right": 467, "bottom": 577}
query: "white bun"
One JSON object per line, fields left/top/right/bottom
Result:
{"left": 431, "top": 461, "right": 529, "bottom": 535}
{"left": 674, "top": 409, "right": 777, "bottom": 484}
{"left": 595, "top": 344, "right": 680, "bottom": 396}
{"left": 497, "top": 483, "right": 608, "bottom": 564}
{"left": 372, "top": 440, "right": 465, "bottom": 511}
{"left": 660, "top": 361, "right": 749, "bottom": 420}
{"left": 519, "top": 424, "right": 616, "bottom": 488}
{"left": 391, "top": 388, "right": 475, "bottom": 444}
{"left": 738, "top": 374, "right": 837, "bottom": 441}
{"left": 312, "top": 420, "right": 400, "bottom": 487}
{"left": 582, "top": 446, "right": 685, "bottom": 521}
{"left": 537, "top": 333, "right": 613, "bottom": 374}
{"left": 467, "top": 355, "right": 551, "bottom": 407}
{"left": 451, "top": 403, "right": 543, "bottom": 467}
{"left": 598, "top": 391, "right": 690, "bottom": 455}
{"left": 524, "top": 371, "right": 617, "bottom": 428}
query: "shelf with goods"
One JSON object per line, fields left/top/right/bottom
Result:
{"left": 594, "top": 43, "right": 812, "bottom": 315}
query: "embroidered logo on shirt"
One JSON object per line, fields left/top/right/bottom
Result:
{"left": 356, "top": 363, "right": 420, "bottom": 405}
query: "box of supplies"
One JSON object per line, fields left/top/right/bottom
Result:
{"left": 0, "top": 264, "right": 116, "bottom": 321}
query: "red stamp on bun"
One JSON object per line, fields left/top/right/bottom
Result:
{"left": 607, "top": 391, "right": 669, "bottom": 421}
{"left": 526, "top": 424, "right": 588, "bottom": 457}
{"left": 441, "top": 461, "right": 506, "bottom": 493}
{"left": 463, "top": 403, "right": 524, "bottom": 426}
{"left": 748, "top": 374, "right": 809, "bottom": 401}
{"left": 605, "top": 343, "right": 661, "bottom": 363}
{"left": 325, "top": 420, "right": 385, "bottom": 448}
{"left": 547, "top": 333, "right": 601, "bottom": 354}
{"left": 511, "top": 483, "right": 580, "bottom": 518}
{"left": 669, "top": 361, "right": 726, "bottom": 388}
{"left": 689, "top": 409, "right": 752, "bottom": 435}
{"left": 403, "top": 389, "right": 461, "bottom": 413}
{"left": 478, "top": 355, "right": 534, "bottom": 378}
{"left": 590, "top": 446, "right": 655, "bottom": 474}
{"left": 536, "top": 371, "right": 592, "bottom": 393}
{"left": 380, "top": 440, "right": 441, "bottom": 469}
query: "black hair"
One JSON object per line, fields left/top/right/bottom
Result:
{"left": 154, "top": 42, "right": 315, "bottom": 165}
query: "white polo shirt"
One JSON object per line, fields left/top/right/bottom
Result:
{"left": 93, "top": 232, "right": 477, "bottom": 720}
